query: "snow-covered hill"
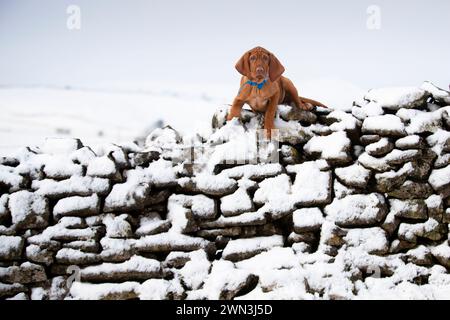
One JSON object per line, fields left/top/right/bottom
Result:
{"left": 0, "top": 79, "right": 364, "bottom": 156}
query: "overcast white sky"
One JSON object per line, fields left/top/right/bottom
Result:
{"left": 0, "top": 0, "right": 449, "bottom": 89}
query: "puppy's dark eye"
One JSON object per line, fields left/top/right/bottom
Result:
{"left": 250, "top": 56, "right": 256, "bottom": 61}
{"left": 263, "top": 55, "right": 269, "bottom": 61}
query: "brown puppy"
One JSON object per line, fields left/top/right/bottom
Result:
{"left": 227, "top": 46, "right": 326, "bottom": 138}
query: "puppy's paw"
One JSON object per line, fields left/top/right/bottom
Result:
{"left": 300, "top": 102, "right": 314, "bottom": 111}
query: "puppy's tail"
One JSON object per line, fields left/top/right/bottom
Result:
{"left": 299, "top": 96, "right": 328, "bottom": 108}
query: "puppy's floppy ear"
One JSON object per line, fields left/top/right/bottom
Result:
{"left": 269, "top": 53, "right": 285, "bottom": 82}
{"left": 235, "top": 51, "right": 251, "bottom": 78}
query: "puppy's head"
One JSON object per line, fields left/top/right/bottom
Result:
{"left": 235, "top": 46, "right": 285, "bottom": 82}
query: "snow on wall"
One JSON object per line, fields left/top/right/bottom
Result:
{"left": 1, "top": 82, "right": 450, "bottom": 300}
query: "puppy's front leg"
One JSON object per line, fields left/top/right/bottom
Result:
{"left": 227, "top": 98, "right": 245, "bottom": 121}
{"left": 263, "top": 94, "right": 280, "bottom": 139}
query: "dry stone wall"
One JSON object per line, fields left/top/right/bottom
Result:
{"left": 1, "top": 82, "right": 450, "bottom": 300}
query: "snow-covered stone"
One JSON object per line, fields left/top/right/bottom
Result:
{"left": 335, "top": 163, "right": 371, "bottom": 189}
{"left": 220, "top": 188, "right": 254, "bottom": 217}
{"left": 344, "top": 227, "right": 389, "bottom": 255}
{"left": 365, "top": 138, "right": 394, "bottom": 156}
{"left": 0, "top": 235, "right": 24, "bottom": 260}
{"left": 80, "top": 255, "right": 162, "bottom": 282}
{"left": 388, "top": 199, "right": 427, "bottom": 220}
{"left": 8, "top": 190, "right": 49, "bottom": 229}
{"left": 398, "top": 218, "right": 444, "bottom": 242}
{"left": 87, "top": 155, "right": 120, "bottom": 180}
{"left": 188, "top": 260, "right": 257, "bottom": 300}
{"left": 395, "top": 135, "right": 423, "bottom": 150}
{"left": 40, "top": 138, "right": 83, "bottom": 155}
{"left": 293, "top": 208, "right": 324, "bottom": 233}
{"left": 304, "top": 131, "right": 351, "bottom": 164}
{"left": 222, "top": 235, "right": 284, "bottom": 262}
{"left": 364, "top": 87, "right": 430, "bottom": 110}
{"left": 178, "top": 174, "right": 237, "bottom": 197}
{"left": 103, "top": 214, "right": 133, "bottom": 238}
{"left": 374, "top": 162, "right": 414, "bottom": 193}
{"left": 288, "top": 161, "right": 333, "bottom": 206}
{"left": 53, "top": 194, "right": 100, "bottom": 218}
{"left": 362, "top": 115, "right": 406, "bottom": 136}
{"left": 421, "top": 81, "right": 450, "bottom": 105}
{"left": 135, "top": 212, "right": 171, "bottom": 236}
{"left": 0, "top": 262, "right": 47, "bottom": 284}
{"left": 428, "top": 165, "right": 450, "bottom": 197}
{"left": 33, "top": 176, "right": 111, "bottom": 198}
{"left": 324, "top": 193, "right": 388, "bottom": 227}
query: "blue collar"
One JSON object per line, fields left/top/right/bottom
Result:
{"left": 245, "top": 79, "right": 267, "bottom": 90}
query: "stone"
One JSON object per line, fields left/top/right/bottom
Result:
{"left": 40, "top": 138, "right": 83, "bottom": 155}
{"left": 33, "top": 176, "right": 111, "bottom": 199}
{"left": 135, "top": 212, "right": 171, "bottom": 237}
{"left": 104, "top": 182, "right": 151, "bottom": 212}
{"left": 8, "top": 190, "right": 49, "bottom": 229}
{"left": 287, "top": 232, "right": 317, "bottom": 245}
{"left": 288, "top": 161, "right": 333, "bottom": 206}
{"left": 87, "top": 155, "right": 121, "bottom": 181}
{"left": 387, "top": 180, "right": 433, "bottom": 199}
{"left": 135, "top": 233, "right": 213, "bottom": 253}
{"left": 395, "top": 135, "right": 424, "bottom": 150}
{"left": 430, "top": 241, "right": 450, "bottom": 268}
{"left": 389, "top": 239, "right": 416, "bottom": 254}
{"left": 293, "top": 208, "right": 324, "bottom": 233}
{"left": 188, "top": 260, "right": 257, "bottom": 300}
{"left": 198, "top": 211, "right": 266, "bottom": 229}
{"left": 0, "top": 235, "right": 24, "bottom": 260}
{"left": 404, "top": 245, "right": 433, "bottom": 266}
{"left": 319, "top": 221, "right": 347, "bottom": 247}
{"left": 428, "top": 165, "right": 450, "bottom": 198}
{"left": 167, "top": 194, "right": 217, "bottom": 233}
{"left": 324, "top": 193, "right": 388, "bottom": 227}
{"left": 0, "top": 283, "right": 27, "bottom": 298}
{"left": 278, "top": 104, "right": 317, "bottom": 123}
{"left": 366, "top": 138, "right": 394, "bottom": 156}
{"left": 303, "top": 131, "right": 352, "bottom": 165}
{"left": 55, "top": 248, "right": 102, "bottom": 265}
{"left": 280, "top": 145, "right": 300, "bottom": 164}
{"left": 374, "top": 163, "right": 414, "bottom": 193}
{"left": 219, "top": 163, "right": 284, "bottom": 180}
{"left": 26, "top": 244, "right": 55, "bottom": 266}
{"left": 69, "top": 281, "right": 139, "bottom": 300}
{"left": 333, "top": 179, "right": 358, "bottom": 199}
{"left": 222, "top": 235, "right": 284, "bottom": 262}
{"left": 53, "top": 194, "right": 100, "bottom": 219}
{"left": 103, "top": 214, "right": 133, "bottom": 238}
{"left": 398, "top": 218, "right": 446, "bottom": 242}
{"left": 132, "top": 150, "right": 160, "bottom": 167}
{"left": 177, "top": 175, "right": 238, "bottom": 197}
{"left": 388, "top": 199, "right": 427, "bottom": 220}
{"left": 0, "top": 194, "right": 9, "bottom": 223}
{"left": 220, "top": 188, "right": 254, "bottom": 217}
{"left": 360, "top": 134, "right": 381, "bottom": 146}
{"left": 344, "top": 227, "right": 389, "bottom": 255}
{"left": 397, "top": 108, "right": 445, "bottom": 135}
{"left": 364, "top": 87, "right": 430, "bottom": 110}
{"left": 0, "top": 262, "right": 47, "bottom": 284}
{"left": 80, "top": 255, "right": 163, "bottom": 282}
{"left": 335, "top": 163, "right": 371, "bottom": 189}
{"left": 421, "top": 81, "right": 450, "bottom": 106}
{"left": 63, "top": 240, "right": 100, "bottom": 253}
{"left": 425, "top": 195, "right": 444, "bottom": 222}
{"left": 138, "top": 278, "right": 184, "bottom": 300}
{"left": 362, "top": 115, "right": 406, "bottom": 136}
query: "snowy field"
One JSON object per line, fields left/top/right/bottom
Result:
{"left": 0, "top": 79, "right": 364, "bottom": 156}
